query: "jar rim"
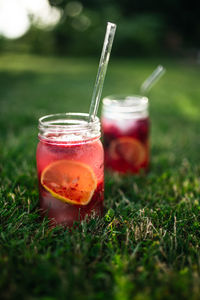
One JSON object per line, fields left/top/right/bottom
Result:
{"left": 38, "top": 113, "right": 101, "bottom": 144}
{"left": 103, "top": 94, "right": 148, "bottom": 113}
{"left": 39, "top": 112, "right": 100, "bottom": 131}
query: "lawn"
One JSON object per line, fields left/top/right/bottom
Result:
{"left": 0, "top": 53, "right": 200, "bottom": 300}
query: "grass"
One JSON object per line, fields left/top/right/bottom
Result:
{"left": 0, "top": 53, "right": 200, "bottom": 300}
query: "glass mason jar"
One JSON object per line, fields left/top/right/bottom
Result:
{"left": 101, "top": 95, "right": 150, "bottom": 174}
{"left": 36, "top": 113, "right": 104, "bottom": 227}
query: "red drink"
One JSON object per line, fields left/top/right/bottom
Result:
{"left": 36, "top": 113, "right": 104, "bottom": 227}
{"left": 102, "top": 95, "right": 149, "bottom": 174}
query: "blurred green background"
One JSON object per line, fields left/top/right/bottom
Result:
{"left": 0, "top": 0, "right": 200, "bottom": 58}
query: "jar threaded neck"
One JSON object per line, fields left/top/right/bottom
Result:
{"left": 38, "top": 113, "right": 101, "bottom": 144}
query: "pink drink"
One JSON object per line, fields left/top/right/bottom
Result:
{"left": 36, "top": 113, "right": 104, "bottom": 227}
{"left": 101, "top": 95, "right": 150, "bottom": 174}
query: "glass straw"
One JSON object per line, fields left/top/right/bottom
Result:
{"left": 88, "top": 22, "right": 116, "bottom": 122}
{"left": 140, "top": 65, "right": 166, "bottom": 94}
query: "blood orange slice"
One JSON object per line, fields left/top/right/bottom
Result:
{"left": 109, "top": 137, "right": 146, "bottom": 167}
{"left": 41, "top": 160, "right": 97, "bottom": 205}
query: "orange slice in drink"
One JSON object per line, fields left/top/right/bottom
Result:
{"left": 109, "top": 137, "right": 146, "bottom": 167}
{"left": 41, "top": 160, "right": 97, "bottom": 205}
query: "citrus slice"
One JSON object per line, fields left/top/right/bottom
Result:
{"left": 41, "top": 160, "right": 97, "bottom": 205}
{"left": 109, "top": 137, "right": 146, "bottom": 167}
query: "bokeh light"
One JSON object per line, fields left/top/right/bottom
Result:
{"left": 65, "top": 1, "right": 83, "bottom": 17}
{"left": 0, "top": 0, "right": 61, "bottom": 39}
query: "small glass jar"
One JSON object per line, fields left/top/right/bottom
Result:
{"left": 101, "top": 95, "right": 150, "bottom": 174}
{"left": 36, "top": 113, "right": 104, "bottom": 227}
